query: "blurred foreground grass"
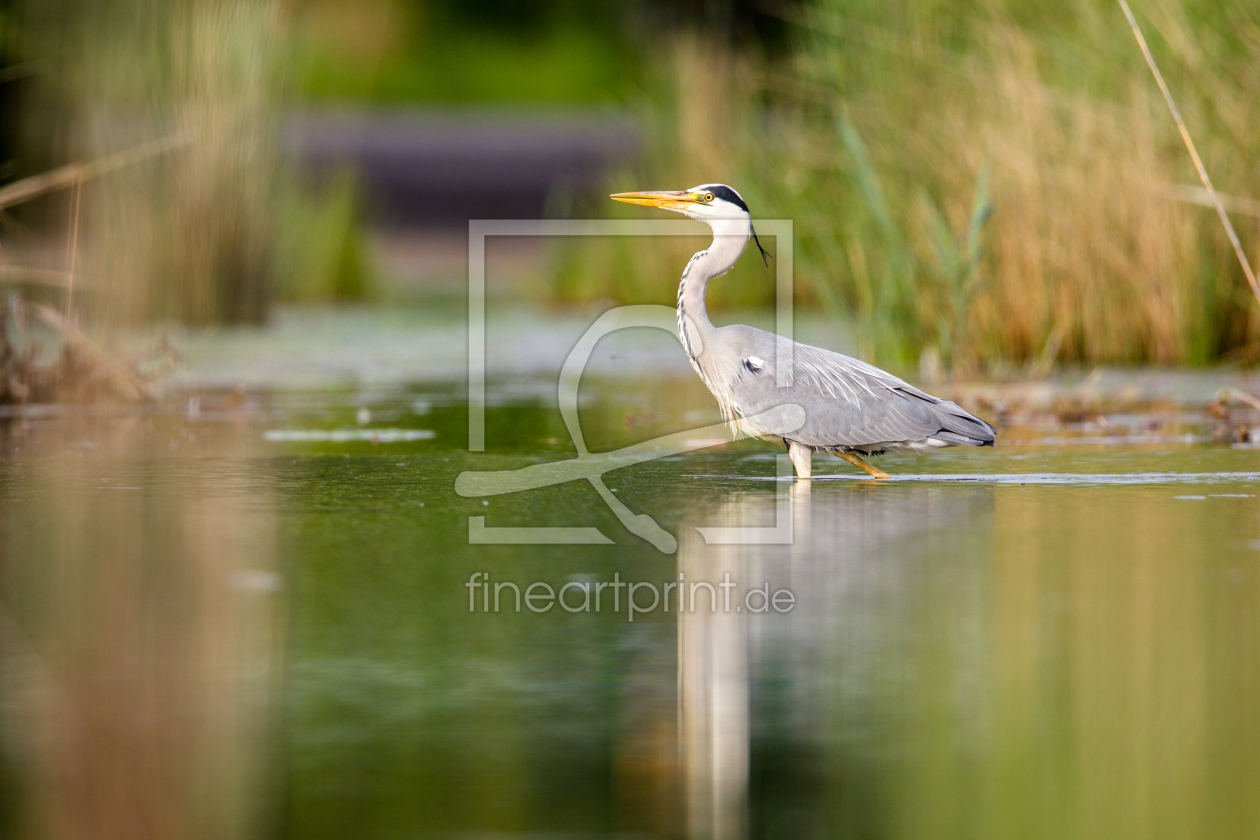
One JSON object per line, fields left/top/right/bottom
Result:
{"left": 5, "top": 0, "right": 369, "bottom": 325}
{"left": 557, "top": 0, "right": 1260, "bottom": 372}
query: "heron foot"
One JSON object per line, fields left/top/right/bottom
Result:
{"left": 835, "top": 451, "right": 891, "bottom": 479}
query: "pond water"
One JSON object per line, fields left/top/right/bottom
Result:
{"left": 1, "top": 369, "right": 1258, "bottom": 840}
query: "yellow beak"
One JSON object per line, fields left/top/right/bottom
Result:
{"left": 609, "top": 190, "right": 702, "bottom": 211}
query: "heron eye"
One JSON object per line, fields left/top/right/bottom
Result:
{"left": 704, "top": 193, "right": 714, "bottom": 203}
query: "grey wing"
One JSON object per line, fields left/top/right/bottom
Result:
{"left": 723, "top": 330, "right": 995, "bottom": 451}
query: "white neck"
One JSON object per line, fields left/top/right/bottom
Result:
{"left": 676, "top": 217, "right": 751, "bottom": 368}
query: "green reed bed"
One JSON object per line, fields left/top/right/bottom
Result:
{"left": 555, "top": 0, "right": 1260, "bottom": 373}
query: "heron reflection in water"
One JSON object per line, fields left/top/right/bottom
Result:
{"left": 611, "top": 185, "right": 996, "bottom": 479}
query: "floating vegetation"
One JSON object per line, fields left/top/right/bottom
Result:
{"left": 264, "top": 428, "right": 435, "bottom": 443}
{"left": 0, "top": 297, "right": 177, "bottom": 404}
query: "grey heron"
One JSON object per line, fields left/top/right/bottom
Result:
{"left": 611, "top": 184, "right": 995, "bottom": 479}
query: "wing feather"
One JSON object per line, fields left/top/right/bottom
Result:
{"left": 718, "top": 328, "right": 995, "bottom": 451}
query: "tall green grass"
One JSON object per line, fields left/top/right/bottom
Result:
{"left": 556, "top": 1, "right": 1260, "bottom": 371}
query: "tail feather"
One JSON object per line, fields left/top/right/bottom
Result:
{"left": 929, "top": 401, "right": 996, "bottom": 447}
{"left": 893, "top": 385, "right": 996, "bottom": 447}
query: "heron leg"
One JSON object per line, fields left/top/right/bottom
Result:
{"left": 787, "top": 440, "right": 813, "bottom": 479}
{"left": 835, "top": 450, "right": 891, "bottom": 479}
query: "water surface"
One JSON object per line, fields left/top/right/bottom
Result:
{"left": 0, "top": 375, "right": 1257, "bottom": 840}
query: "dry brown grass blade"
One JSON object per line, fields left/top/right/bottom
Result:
{"left": 0, "top": 265, "right": 78, "bottom": 287}
{"left": 64, "top": 175, "right": 82, "bottom": 317}
{"left": 0, "top": 133, "right": 186, "bottom": 211}
{"left": 0, "top": 62, "right": 36, "bottom": 84}
{"left": 1119, "top": 0, "right": 1260, "bottom": 308}
{"left": 1221, "top": 387, "right": 1260, "bottom": 412}
{"left": 1161, "top": 184, "right": 1260, "bottom": 219}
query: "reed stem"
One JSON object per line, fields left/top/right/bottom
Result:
{"left": 1118, "top": 0, "right": 1260, "bottom": 308}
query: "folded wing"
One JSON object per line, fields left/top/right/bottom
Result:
{"left": 724, "top": 329, "right": 995, "bottom": 451}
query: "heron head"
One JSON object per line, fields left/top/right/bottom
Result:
{"left": 610, "top": 183, "right": 771, "bottom": 264}
{"left": 610, "top": 183, "right": 750, "bottom": 221}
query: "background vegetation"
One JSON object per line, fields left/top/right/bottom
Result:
{"left": 289, "top": 0, "right": 781, "bottom": 104}
{"left": 558, "top": 0, "right": 1260, "bottom": 372}
{"left": 2, "top": 0, "right": 1258, "bottom": 370}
